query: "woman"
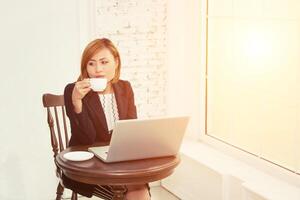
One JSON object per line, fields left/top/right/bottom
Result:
{"left": 63, "top": 38, "right": 150, "bottom": 200}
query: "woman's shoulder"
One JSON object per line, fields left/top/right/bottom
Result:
{"left": 114, "top": 80, "right": 134, "bottom": 95}
{"left": 115, "top": 79, "right": 132, "bottom": 88}
{"left": 64, "top": 82, "right": 76, "bottom": 95}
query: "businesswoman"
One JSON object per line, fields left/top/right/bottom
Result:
{"left": 63, "top": 38, "right": 150, "bottom": 200}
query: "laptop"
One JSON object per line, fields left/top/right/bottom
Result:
{"left": 88, "top": 116, "right": 189, "bottom": 163}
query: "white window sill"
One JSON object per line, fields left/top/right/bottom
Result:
{"left": 178, "top": 137, "right": 300, "bottom": 200}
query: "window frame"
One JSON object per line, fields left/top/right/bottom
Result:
{"left": 200, "top": 0, "right": 300, "bottom": 179}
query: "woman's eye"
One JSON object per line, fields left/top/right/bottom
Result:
{"left": 88, "top": 62, "right": 95, "bottom": 66}
{"left": 101, "top": 60, "right": 108, "bottom": 64}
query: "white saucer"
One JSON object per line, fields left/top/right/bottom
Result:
{"left": 63, "top": 151, "right": 94, "bottom": 161}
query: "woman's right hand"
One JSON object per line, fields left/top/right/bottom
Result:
{"left": 72, "top": 79, "right": 91, "bottom": 113}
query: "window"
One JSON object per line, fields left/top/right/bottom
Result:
{"left": 206, "top": 0, "right": 300, "bottom": 173}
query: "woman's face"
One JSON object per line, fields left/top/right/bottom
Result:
{"left": 86, "top": 48, "right": 117, "bottom": 82}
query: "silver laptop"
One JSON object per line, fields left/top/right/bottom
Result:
{"left": 88, "top": 116, "right": 189, "bottom": 163}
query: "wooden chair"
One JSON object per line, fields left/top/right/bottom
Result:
{"left": 42, "top": 93, "right": 78, "bottom": 200}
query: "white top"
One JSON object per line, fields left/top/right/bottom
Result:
{"left": 98, "top": 93, "right": 119, "bottom": 132}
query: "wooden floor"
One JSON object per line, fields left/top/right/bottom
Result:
{"left": 79, "top": 186, "right": 180, "bottom": 200}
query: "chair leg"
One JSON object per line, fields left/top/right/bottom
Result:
{"left": 71, "top": 192, "right": 78, "bottom": 200}
{"left": 56, "top": 182, "right": 64, "bottom": 200}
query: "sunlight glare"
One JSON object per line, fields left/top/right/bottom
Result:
{"left": 243, "top": 30, "right": 271, "bottom": 58}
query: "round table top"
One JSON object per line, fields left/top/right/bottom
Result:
{"left": 56, "top": 145, "right": 180, "bottom": 185}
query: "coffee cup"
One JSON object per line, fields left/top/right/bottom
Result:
{"left": 89, "top": 78, "right": 107, "bottom": 92}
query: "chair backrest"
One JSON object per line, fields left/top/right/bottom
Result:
{"left": 42, "top": 94, "right": 70, "bottom": 159}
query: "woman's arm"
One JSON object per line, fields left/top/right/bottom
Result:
{"left": 126, "top": 81, "right": 137, "bottom": 119}
{"left": 64, "top": 83, "right": 97, "bottom": 145}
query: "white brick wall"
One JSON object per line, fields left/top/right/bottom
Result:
{"left": 94, "top": 0, "right": 168, "bottom": 118}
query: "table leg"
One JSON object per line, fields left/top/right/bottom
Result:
{"left": 71, "top": 192, "right": 78, "bottom": 200}
{"left": 111, "top": 185, "right": 127, "bottom": 200}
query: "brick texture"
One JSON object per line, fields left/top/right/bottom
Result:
{"left": 94, "top": 0, "right": 167, "bottom": 118}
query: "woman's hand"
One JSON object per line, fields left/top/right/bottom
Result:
{"left": 72, "top": 79, "right": 91, "bottom": 113}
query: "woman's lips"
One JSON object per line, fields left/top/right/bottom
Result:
{"left": 95, "top": 75, "right": 105, "bottom": 78}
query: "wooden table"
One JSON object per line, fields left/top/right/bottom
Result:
{"left": 56, "top": 145, "right": 180, "bottom": 200}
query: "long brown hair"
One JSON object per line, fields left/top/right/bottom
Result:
{"left": 78, "top": 38, "right": 121, "bottom": 83}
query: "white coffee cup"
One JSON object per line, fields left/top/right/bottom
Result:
{"left": 89, "top": 78, "right": 107, "bottom": 92}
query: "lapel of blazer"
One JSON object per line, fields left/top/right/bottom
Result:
{"left": 113, "top": 82, "right": 128, "bottom": 120}
{"left": 84, "top": 91, "right": 108, "bottom": 132}
{"left": 83, "top": 81, "right": 128, "bottom": 131}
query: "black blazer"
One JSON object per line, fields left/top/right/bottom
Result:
{"left": 64, "top": 80, "right": 137, "bottom": 146}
